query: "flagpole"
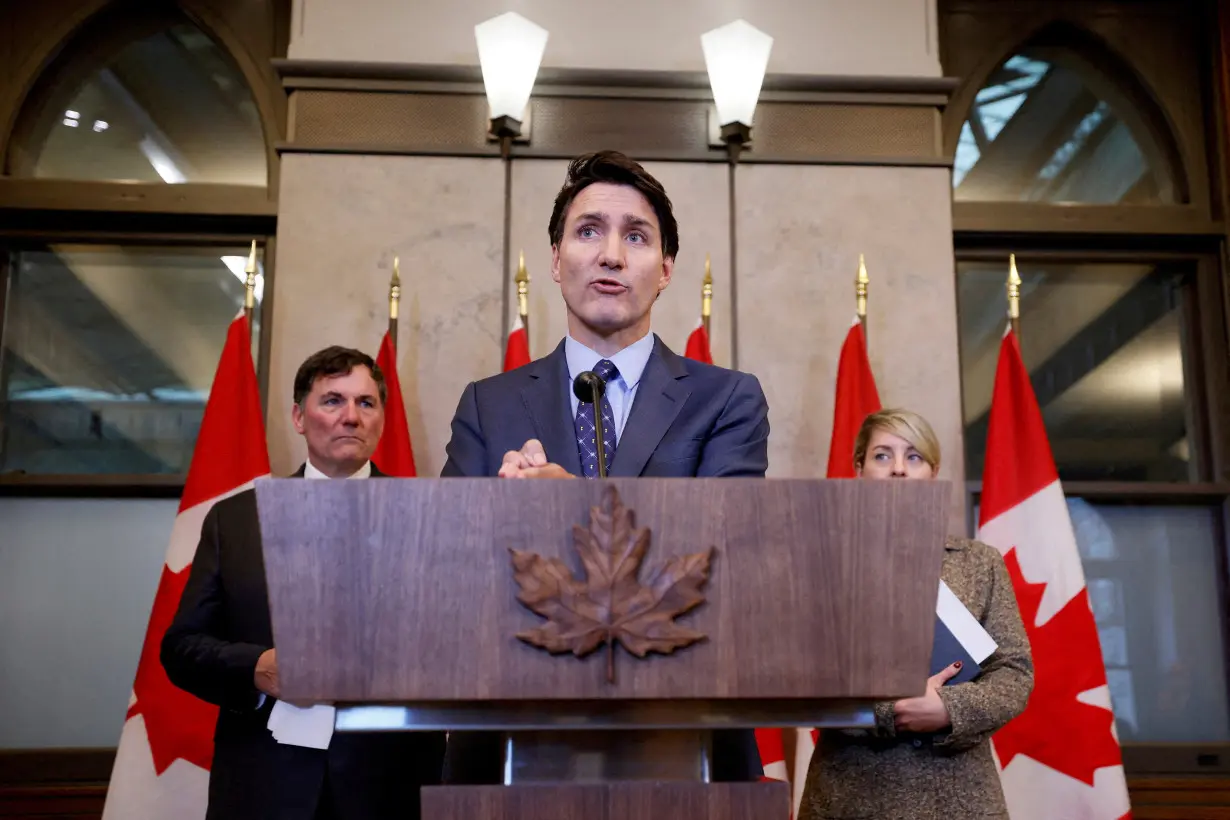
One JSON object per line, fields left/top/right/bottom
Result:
{"left": 1006, "top": 253, "right": 1021, "bottom": 340}
{"left": 516, "top": 249, "right": 530, "bottom": 354}
{"left": 500, "top": 136, "right": 514, "bottom": 347}
{"left": 243, "top": 240, "right": 258, "bottom": 326}
{"left": 389, "top": 256, "right": 401, "bottom": 351}
{"left": 701, "top": 253, "right": 713, "bottom": 338}
{"left": 855, "top": 253, "right": 869, "bottom": 347}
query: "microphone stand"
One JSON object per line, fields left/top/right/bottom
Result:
{"left": 573, "top": 372, "right": 609, "bottom": 477}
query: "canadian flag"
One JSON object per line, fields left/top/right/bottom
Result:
{"left": 102, "top": 313, "right": 270, "bottom": 819}
{"left": 759, "top": 316, "right": 881, "bottom": 818}
{"left": 371, "top": 330, "right": 417, "bottom": 476}
{"left": 979, "top": 328, "right": 1131, "bottom": 819}
{"left": 755, "top": 727, "right": 789, "bottom": 783}
{"left": 684, "top": 319, "right": 713, "bottom": 364}
{"left": 504, "top": 315, "right": 531, "bottom": 371}
{"left": 825, "top": 317, "right": 880, "bottom": 480}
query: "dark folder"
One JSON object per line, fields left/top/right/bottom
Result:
{"left": 930, "top": 581, "right": 996, "bottom": 685}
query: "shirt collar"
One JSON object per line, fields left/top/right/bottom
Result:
{"left": 304, "top": 459, "right": 372, "bottom": 479}
{"left": 564, "top": 332, "right": 655, "bottom": 391}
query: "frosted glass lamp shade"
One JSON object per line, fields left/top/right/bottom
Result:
{"left": 701, "top": 19, "right": 773, "bottom": 127}
{"left": 475, "top": 12, "right": 549, "bottom": 122}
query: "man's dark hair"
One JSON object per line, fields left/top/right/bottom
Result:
{"left": 293, "top": 346, "right": 386, "bottom": 406}
{"left": 548, "top": 150, "right": 679, "bottom": 260}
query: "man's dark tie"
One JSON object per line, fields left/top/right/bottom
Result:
{"left": 574, "top": 359, "right": 619, "bottom": 478}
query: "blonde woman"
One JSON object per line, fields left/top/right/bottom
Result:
{"left": 799, "top": 408, "right": 1034, "bottom": 820}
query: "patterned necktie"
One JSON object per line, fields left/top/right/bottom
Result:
{"left": 574, "top": 359, "right": 619, "bottom": 478}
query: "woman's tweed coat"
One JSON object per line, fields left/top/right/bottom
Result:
{"left": 800, "top": 537, "right": 1034, "bottom": 820}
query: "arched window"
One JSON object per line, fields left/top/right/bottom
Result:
{"left": 6, "top": 12, "right": 267, "bottom": 187}
{"left": 953, "top": 46, "right": 1183, "bottom": 204}
{"left": 946, "top": 6, "right": 1230, "bottom": 767}
{"left": 0, "top": 3, "right": 280, "bottom": 480}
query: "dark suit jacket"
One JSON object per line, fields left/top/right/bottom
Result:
{"left": 161, "top": 465, "right": 446, "bottom": 820}
{"left": 440, "top": 336, "right": 769, "bottom": 782}
{"left": 443, "top": 335, "right": 769, "bottom": 479}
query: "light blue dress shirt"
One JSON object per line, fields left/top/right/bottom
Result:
{"left": 564, "top": 333, "right": 655, "bottom": 445}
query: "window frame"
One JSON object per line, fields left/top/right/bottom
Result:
{"left": 942, "top": 6, "right": 1215, "bottom": 223}
{"left": 944, "top": 0, "right": 1230, "bottom": 777}
{"left": 955, "top": 244, "right": 1230, "bottom": 779}
{"left": 0, "top": 0, "right": 286, "bottom": 205}
{"left": 956, "top": 245, "right": 1230, "bottom": 485}
{"left": 966, "top": 479, "right": 1230, "bottom": 776}
{"left": 0, "top": 232, "right": 278, "bottom": 495}
{"left": 0, "top": 0, "right": 287, "bottom": 495}
{"left": 953, "top": 42, "right": 1192, "bottom": 209}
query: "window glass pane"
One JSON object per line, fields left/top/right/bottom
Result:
{"left": 9, "top": 23, "right": 266, "bottom": 186}
{"left": 954, "top": 49, "right": 1177, "bottom": 204}
{"left": 0, "top": 245, "right": 265, "bottom": 474}
{"left": 1067, "top": 500, "right": 1229, "bottom": 743}
{"left": 959, "top": 260, "right": 1194, "bottom": 482}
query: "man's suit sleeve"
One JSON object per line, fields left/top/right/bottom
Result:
{"left": 160, "top": 505, "right": 269, "bottom": 711}
{"left": 697, "top": 372, "right": 769, "bottom": 478}
{"left": 441, "top": 381, "right": 487, "bottom": 477}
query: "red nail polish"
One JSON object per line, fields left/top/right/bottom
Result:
{"left": 954, "top": 661, "right": 963, "bottom": 669}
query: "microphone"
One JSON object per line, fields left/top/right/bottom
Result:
{"left": 573, "top": 371, "right": 609, "bottom": 478}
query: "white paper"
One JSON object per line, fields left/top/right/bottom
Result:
{"left": 937, "top": 580, "right": 997, "bottom": 664}
{"left": 268, "top": 700, "right": 336, "bottom": 750}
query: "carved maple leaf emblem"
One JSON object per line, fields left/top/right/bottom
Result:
{"left": 992, "top": 548, "right": 1123, "bottom": 786}
{"left": 509, "top": 486, "right": 712, "bottom": 682}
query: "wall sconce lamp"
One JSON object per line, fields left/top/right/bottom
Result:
{"left": 475, "top": 11, "right": 549, "bottom": 154}
{"left": 701, "top": 19, "right": 773, "bottom": 161}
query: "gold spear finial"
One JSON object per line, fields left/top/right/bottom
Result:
{"left": 385, "top": 256, "right": 403, "bottom": 349}
{"left": 389, "top": 256, "right": 401, "bottom": 322}
{"left": 1003, "top": 254, "right": 1023, "bottom": 334}
{"left": 515, "top": 249, "right": 529, "bottom": 320}
{"left": 701, "top": 254, "right": 713, "bottom": 320}
{"left": 243, "top": 240, "right": 257, "bottom": 316}
{"left": 855, "top": 253, "right": 869, "bottom": 321}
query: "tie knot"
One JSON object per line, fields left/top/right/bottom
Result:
{"left": 594, "top": 359, "right": 619, "bottom": 382}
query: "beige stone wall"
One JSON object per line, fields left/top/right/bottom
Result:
{"left": 270, "top": 154, "right": 505, "bottom": 477}
{"left": 733, "top": 165, "right": 964, "bottom": 529}
{"left": 290, "top": 0, "right": 941, "bottom": 78}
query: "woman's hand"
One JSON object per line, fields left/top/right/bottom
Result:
{"left": 893, "top": 661, "right": 961, "bottom": 733}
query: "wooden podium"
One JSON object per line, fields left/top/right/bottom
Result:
{"left": 255, "top": 477, "right": 951, "bottom": 819}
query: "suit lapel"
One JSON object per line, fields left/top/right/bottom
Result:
{"left": 610, "top": 337, "right": 691, "bottom": 477}
{"left": 521, "top": 340, "right": 583, "bottom": 476}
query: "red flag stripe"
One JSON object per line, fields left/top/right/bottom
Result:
{"left": 978, "top": 329, "right": 1058, "bottom": 525}
{"left": 826, "top": 317, "right": 881, "bottom": 478}
{"left": 371, "top": 331, "right": 418, "bottom": 476}
{"left": 504, "top": 316, "right": 531, "bottom": 371}
{"left": 684, "top": 321, "right": 713, "bottom": 364}
{"left": 178, "top": 314, "right": 270, "bottom": 512}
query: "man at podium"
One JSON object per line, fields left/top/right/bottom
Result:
{"left": 441, "top": 150, "right": 770, "bottom": 781}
